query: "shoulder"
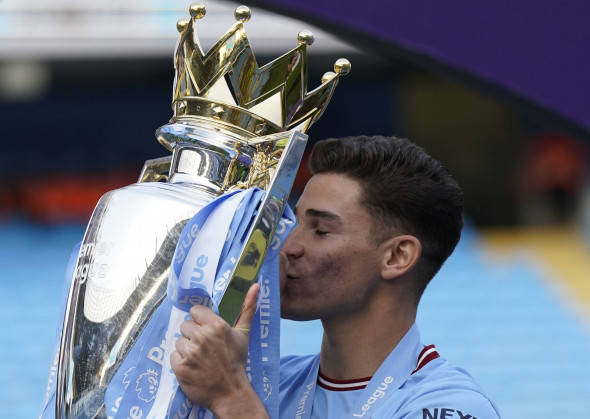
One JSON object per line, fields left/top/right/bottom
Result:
{"left": 377, "top": 357, "right": 501, "bottom": 419}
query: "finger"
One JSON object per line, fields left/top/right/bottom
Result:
{"left": 175, "top": 334, "right": 189, "bottom": 357}
{"left": 189, "top": 300, "right": 218, "bottom": 326}
{"left": 179, "top": 319, "right": 198, "bottom": 340}
{"left": 234, "top": 283, "right": 259, "bottom": 336}
{"left": 170, "top": 350, "right": 183, "bottom": 373}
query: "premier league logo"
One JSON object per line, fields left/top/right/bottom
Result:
{"left": 263, "top": 371, "right": 272, "bottom": 401}
{"left": 122, "top": 367, "right": 134, "bottom": 390}
{"left": 135, "top": 369, "right": 160, "bottom": 403}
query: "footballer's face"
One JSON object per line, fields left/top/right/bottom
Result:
{"left": 280, "top": 173, "right": 384, "bottom": 321}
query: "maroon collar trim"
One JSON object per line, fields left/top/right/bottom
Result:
{"left": 413, "top": 344, "right": 440, "bottom": 374}
{"left": 317, "top": 344, "right": 440, "bottom": 391}
{"left": 317, "top": 370, "right": 372, "bottom": 391}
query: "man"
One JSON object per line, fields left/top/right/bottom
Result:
{"left": 171, "top": 135, "right": 500, "bottom": 418}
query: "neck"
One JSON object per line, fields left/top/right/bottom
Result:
{"left": 319, "top": 288, "right": 416, "bottom": 380}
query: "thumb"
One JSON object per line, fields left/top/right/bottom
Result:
{"left": 233, "top": 282, "right": 260, "bottom": 336}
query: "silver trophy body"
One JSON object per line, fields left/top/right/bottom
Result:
{"left": 56, "top": 123, "right": 303, "bottom": 418}
{"left": 50, "top": 3, "right": 349, "bottom": 418}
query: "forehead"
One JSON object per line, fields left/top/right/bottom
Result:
{"left": 296, "top": 173, "right": 365, "bottom": 218}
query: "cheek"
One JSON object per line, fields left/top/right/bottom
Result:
{"left": 321, "top": 257, "right": 343, "bottom": 279}
{"left": 311, "top": 251, "right": 348, "bottom": 283}
{"left": 306, "top": 240, "right": 375, "bottom": 285}
{"left": 326, "top": 246, "right": 379, "bottom": 283}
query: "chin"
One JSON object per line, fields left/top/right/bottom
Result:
{"left": 280, "top": 308, "right": 318, "bottom": 322}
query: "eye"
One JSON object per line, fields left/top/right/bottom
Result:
{"left": 314, "top": 228, "right": 328, "bottom": 237}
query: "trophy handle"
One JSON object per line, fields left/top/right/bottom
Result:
{"left": 138, "top": 156, "right": 172, "bottom": 183}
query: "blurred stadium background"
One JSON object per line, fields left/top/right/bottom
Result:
{"left": 1, "top": 0, "right": 589, "bottom": 417}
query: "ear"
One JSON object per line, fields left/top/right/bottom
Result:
{"left": 379, "top": 235, "right": 422, "bottom": 280}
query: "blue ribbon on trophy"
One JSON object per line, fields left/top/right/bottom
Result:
{"left": 42, "top": 3, "right": 349, "bottom": 418}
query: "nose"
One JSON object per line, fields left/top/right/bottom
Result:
{"left": 281, "top": 224, "right": 304, "bottom": 259}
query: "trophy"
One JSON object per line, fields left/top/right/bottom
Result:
{"left": 49, "top": 3, "right": 350, "bottom": 418}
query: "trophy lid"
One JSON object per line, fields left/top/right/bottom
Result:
{"left": 157, "top": 3, "right": 351, "bottom": 151}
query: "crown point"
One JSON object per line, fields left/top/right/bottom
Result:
{"left": 176, "top": 18, "right": 190, "bottom": 33}
{"left": 297, "top": 30, "right": 314, "bottom": 46}
{"left": 321, "top": 71, "right": 336, "bottom": 83}
{"left": 234, "top": 6, "right": 251, "bottom": 22}
{"left": 189, "top": 3, "right": 206, "bottom": 19}
{"left": 170, "top": 5, "right": 348, "bottom": 135}
{"left": 334, "top": 58, "right": 351, "bottom": 76}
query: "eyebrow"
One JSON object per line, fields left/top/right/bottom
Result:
{"left": 294, "top": 207, "right": 342, "bottom": 224}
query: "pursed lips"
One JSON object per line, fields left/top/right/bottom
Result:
{"left": 283, "top": 259, "right": 300, "bottom": 280}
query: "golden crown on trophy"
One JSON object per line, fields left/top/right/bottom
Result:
{"left": 167, "top": 3, "right": 351, "bottom": 145}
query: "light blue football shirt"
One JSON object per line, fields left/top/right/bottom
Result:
{"left": 279, "top": 325, "right": 500, "bottom": 419}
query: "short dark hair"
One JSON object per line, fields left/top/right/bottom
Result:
{"left": 308, "top": 135, "right": 463, "bottom": 300}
